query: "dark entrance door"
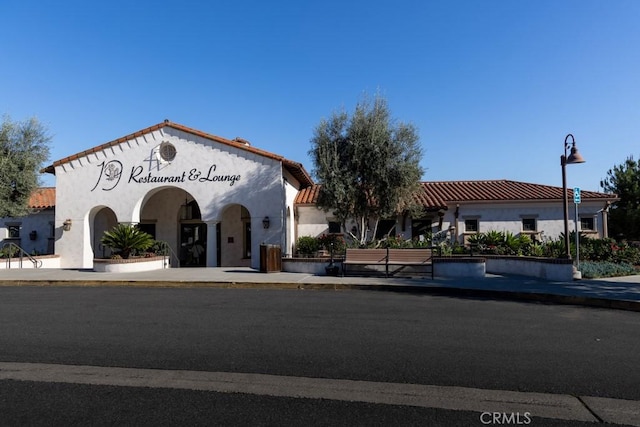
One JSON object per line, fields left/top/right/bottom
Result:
{"left": 216, "top": 223, "right": 221, "bottom": 267}
{"left": 180, "top": 223, "right": 207, "bottom": 267}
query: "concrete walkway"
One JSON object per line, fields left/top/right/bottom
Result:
{"left": 1, "top": 267, "right": 639, "bottom": 311}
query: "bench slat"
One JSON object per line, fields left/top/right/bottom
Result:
{"left": 387, "top": 249, "right": 432, "bottom": 265}
{"left": 343, "top": 248, "right": 435, "bottom": 278}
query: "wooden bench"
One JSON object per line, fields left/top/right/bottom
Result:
{"left": 342, "top": 248, "right": 388, "bottom": 277}
{"left": 386, "top": 248, "right": 434, "bottom": 279}
{"left": 342, "top": 248, "right": 436, "bottom": 278}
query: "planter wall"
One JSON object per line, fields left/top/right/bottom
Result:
{"left": 283, "top": 257, "right": 339, "bottom": 275}
{"left": 93, "top": 256, "right": 170, "bottom": 273}
{"left": 0, "top": 255, "right": 60, "bottom": 269}
{"left": 484, "top": 256, "right": 574, "bottom": 282}
{"left": 433, "top": 257, "right": 485, "bottom": 278}
{"left": 285, "top": 254, "right": 575, "bottom": 281}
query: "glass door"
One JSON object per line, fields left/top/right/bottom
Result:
{"left": 180, "top": 223, "right": 207, "bottom": 267}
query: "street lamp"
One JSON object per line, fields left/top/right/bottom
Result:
{"left": 561, "top": 134, "right": 585, "bottom": 258}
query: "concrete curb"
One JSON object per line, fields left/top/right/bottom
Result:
{"left": 2, "top": 279, "right": 639, "bottom": 312}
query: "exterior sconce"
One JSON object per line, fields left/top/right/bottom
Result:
{"left": 63, "top": 219, "right": 72, "bottom": 232}
{"left": 262, "top": 216, "right": 270, "bottom": 229}
{"left": 29, "top": 230, "right": 37, "bottom": 241}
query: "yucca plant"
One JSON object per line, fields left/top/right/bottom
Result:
{"left": 100, "top": 224, "right": 154, "bottom": 259}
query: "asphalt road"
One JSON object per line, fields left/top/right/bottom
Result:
{"left": 0, "top": 286, "right": 639, "bottom": 425}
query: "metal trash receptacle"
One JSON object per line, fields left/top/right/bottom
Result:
{"left": 260, "top": 244, "right": 282, "bottom": 273}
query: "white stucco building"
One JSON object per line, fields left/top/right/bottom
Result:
{"left": 38, "top": 121, "right": 312, "bottom": 269}
{"left": 1, "top": 121, "right": 618, "bottom": 269}
{"left": 296, "top": 180, "right": 617, "bottom": 246}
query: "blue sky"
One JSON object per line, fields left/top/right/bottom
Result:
{"left": 2, "top": 0, "right": 638, "bottom": 192}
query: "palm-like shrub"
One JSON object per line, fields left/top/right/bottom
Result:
{"left": 100, "top": 224, "right": 154, "bottom": 259}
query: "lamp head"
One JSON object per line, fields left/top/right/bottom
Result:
{"left": 566, "top": 145, "right": 585, "bottom": 164}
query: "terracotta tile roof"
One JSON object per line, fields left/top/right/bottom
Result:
{"left": 42, "top": 120, "right": 314, "bottom": 188}
{"left": 295, "top": 180, "right": 618, "bottom": 209}
{"left": 295, "top": 185, "right": 322, "bottom": 205}
{"left": 28, "top": 187, "right": 56, "bottom": 209}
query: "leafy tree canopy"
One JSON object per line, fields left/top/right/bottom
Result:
{"left": 309, "top": 93, "right": 424, "bottom": 245}
{"left": 600, "top": 155, "right": 640, "bottom": 240}
{"left": 0, "top": 115, "right": 51, "bottom": 217}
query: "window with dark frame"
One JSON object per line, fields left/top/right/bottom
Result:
{"left": 375, "top": 219, "right": 396, "bottom": 239}
{"left": 464, "top": 219, "right": 478, "bottom": 233}
{"left": 580, "top": 217, "right": 595, "bottom": 231}
{"left": 7, "top": 225, "right": 21, "bottom": 239}
{"left": 411, "top": 219, "right": 432, "bottom": 239}
{"left": 522, "top": 218, "right": 537, "bottom": 232}
{"left": 328, "top": 221, "right": 341, "bottom": 234}
{"left": 137, "top": 223, "right": 156, "bottom": 240}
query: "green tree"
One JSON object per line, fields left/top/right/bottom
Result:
{"left": 0, "top": 115, "right": 51, "bottom": 217}
{"left": 100, "top": 223, "right": 154, "bottom": 259}
{"left": 309, "top": 93, "right": 423, "bottom": 245}
{"left": 600, "top": 156, "right": 640, "bottom": 240}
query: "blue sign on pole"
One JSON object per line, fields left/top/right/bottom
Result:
{"left": 574, "top": 187, "right": 581, "bottom": 204}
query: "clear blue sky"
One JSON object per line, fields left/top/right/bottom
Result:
{"left": 2, "top": 0, "right": 638, "bottom": 192}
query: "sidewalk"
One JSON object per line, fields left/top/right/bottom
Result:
{"left": 1, "top": 267, "right": 639, "bottom": 311}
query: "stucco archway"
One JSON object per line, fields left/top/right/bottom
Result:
{"left": 139, "top": 187, "right": 204, "bottom": 267}
{"left": 91, "top": 206, "right": 117, "bottom": 259}
{"left": 218, "top": 204, "right": 252, "bottom": 267}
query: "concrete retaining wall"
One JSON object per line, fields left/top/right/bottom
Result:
{"left": 485, "top": 256, "right": 574, "bottom": 282}
{"left": 433, "top": 257, "right": 485, "bottom": 278}
{"left": 283, "top": 257, "right": 334, "bottom": 275}
{"left": 1, "top": 255, "right": 60, "bottom": 269}
{"left": 284, "top": 255, "right": 575, "bottom": 282}
{"left": 93, "top": 256, "right": 170, "bottom": 273}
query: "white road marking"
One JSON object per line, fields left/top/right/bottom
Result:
{"left": 1, "top": 362, "right": 638, "bottom": 425}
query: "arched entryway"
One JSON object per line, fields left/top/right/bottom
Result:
{"left": 91, "top": 206, "right": 117, "bottom": 259}
{"left": 139, "top": 187, "right": 205, "bottom": 267}
{"left": 218, "top": 204, "right": 252, "bottom": 267}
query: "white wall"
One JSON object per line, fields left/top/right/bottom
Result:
{"left": 296, "top": 200, "right": 610, "bottom": 247}
{"left": 283, "top": 174, "right": 300, "bottom": 257}
{"left": 53, "top": 127, "right": 287, "bottom": 269}
{"left": 296, "top": 206, "right": 330, "bottom": 240}
{"left": 445, "top": 201, "right": 607, "bottom": 244}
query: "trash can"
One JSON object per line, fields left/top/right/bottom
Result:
{"left": 260, "top": 244, "right": 282, "bottom": 273}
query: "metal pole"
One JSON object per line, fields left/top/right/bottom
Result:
{"left": 575, "top": 202, "right": 579, "bottom": 269}
{"left": 561, "top": 156, "right": 571, "bottom": 258}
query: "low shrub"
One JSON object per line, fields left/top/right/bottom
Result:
{"left": 578, "top": 261, "right": 638, "bottom": 279}
{"left": 317, "top": 234, "right": 346, "bottom": 253}
{"left": 295, "top": 236, "right": 319, "bottom": 256}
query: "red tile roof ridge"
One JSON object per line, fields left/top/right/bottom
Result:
{"left": 295, "top": 181, "right": 617, "bottom": 208}
{"left": 28, "top": 187, "right": 56, "bottom": 209}
{"left": 41, "top": 120, "right": 313, "bottom": 187}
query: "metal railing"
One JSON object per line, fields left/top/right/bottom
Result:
{"left": 155, "top": 241, "right": 180, "bottom": 268}
{"left": 2, "top": 242, "right": 43, "bottom": 269}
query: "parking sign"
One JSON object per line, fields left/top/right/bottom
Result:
{"left": 574, "top": 187, "right": 581, "bottom": 204}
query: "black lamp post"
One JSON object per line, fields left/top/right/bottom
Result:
{"left": 561, "top": 134, "right": 585, "bottom": 258}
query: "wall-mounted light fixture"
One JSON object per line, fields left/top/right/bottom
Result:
{"left": 29, "top": 230, "right": 37, "bottom": 241}
{"left": 262, "top": 216, "right": 270, "bottom": 229}
{"left": 180, "top": 193, "right": 193, "bottom": 220}
{"left": 63, "top": 219, "right": 72, "bottom": 232}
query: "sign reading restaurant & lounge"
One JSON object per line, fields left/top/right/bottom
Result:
{"left": 91, "top": 142, "right": 241, "bottom": 191}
